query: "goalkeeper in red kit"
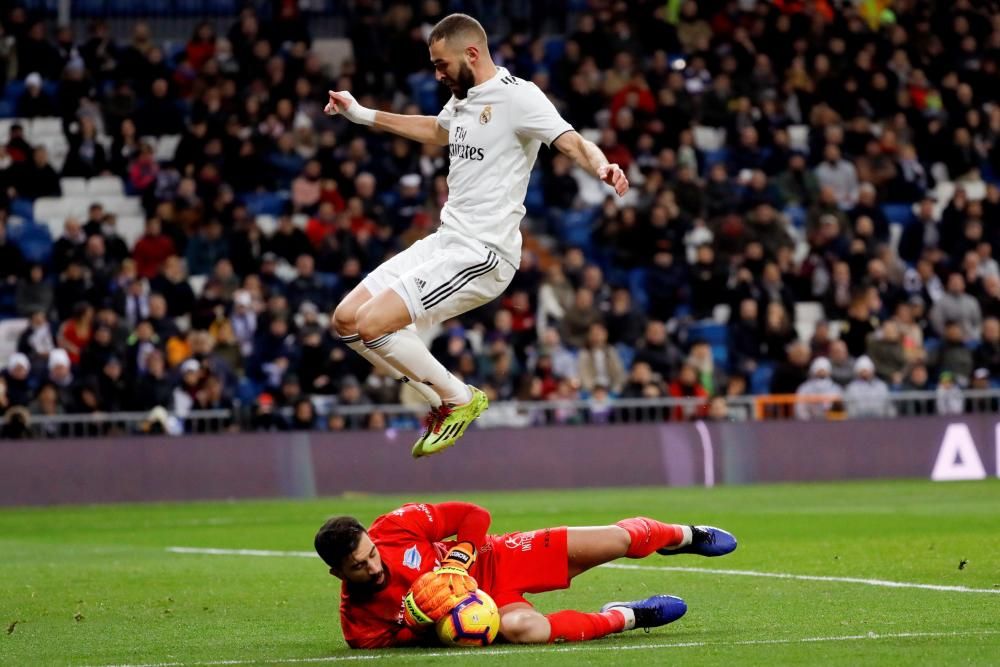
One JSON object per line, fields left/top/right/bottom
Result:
{"left": 314, "top": 502, "right": 737, "bottom": 648}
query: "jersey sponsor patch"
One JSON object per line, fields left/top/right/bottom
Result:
{"left": 403, "top": 545, "right": 422, "bottom": 570}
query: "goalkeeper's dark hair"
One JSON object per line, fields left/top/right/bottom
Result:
{"left": 428, "top": 13, "right": 487, "bottom": 47}
{"left": 314, "top": 516, "right": 366, "bottom": 568}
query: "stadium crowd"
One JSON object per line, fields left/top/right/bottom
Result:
{"left": 2, "top": 0, "right": 1000, "bottom": 435}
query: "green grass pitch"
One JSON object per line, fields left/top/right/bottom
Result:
{"left": 2, "top": 480, "right": 1000, "bottom": 666}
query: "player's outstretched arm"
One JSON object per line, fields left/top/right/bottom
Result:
{"left": 325, "top": 90, "right": 449, "bottom": 146}
{"left": 553, "top": 130, "right": 629, "bottom": 197}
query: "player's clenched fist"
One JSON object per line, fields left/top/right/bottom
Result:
{"left": 402, "top": 542, "right": 478, "bottom": 627}
{"left": 324, "top": 90, "right": 376, "bottom": 126}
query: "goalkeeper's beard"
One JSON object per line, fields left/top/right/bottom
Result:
{"left": 347, "top": 564, "right": 390, "bottom": 596}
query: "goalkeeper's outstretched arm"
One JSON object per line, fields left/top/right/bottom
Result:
{"left": 325, "top": 90, "right": 449, "bottom": 146}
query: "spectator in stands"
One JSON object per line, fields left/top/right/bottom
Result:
{"left": 578, "top": 323, "right": 626, "bottom": 395}
{"left": 814, "top": 144, "right": 859, "bottom": 210}
{"left": 17, "top": 71, "right": 55, "bottom": 118}
{"left": 687, "top": 340, "right": 725, "bottom": 397}
{"left": 10, "top": 146, "right": 61, "bottom": 200}
{"left": 0, "top": 219, "right": 26, "bottom": 285}
{"left": 185, "top": 220, "right": 229, "bottom": 277}
{"left": 933, "top": 321, "right": 975, "bottom": 387}
{"left": 560, "top": 288, "right": 602, "bottom": 349}
{"left": 866, "top": 320, "right": 906, "bottom": 386}
{"left": 63, "top": 116, "right": 109, "bottom": 178}
{"left": 56, "top": 302, "right": 93, "bottom": 366}
{"left": 935, "top": 372, "right": 965, "bottom": 416}
{"left": 762, "top": 302, "right": 797, "bottom": 363}
{"left": 633, "top": 320, "right": 682, "bottom": 381}
{"left": 46, "top": 347, "right": 74, "bottom": 408}
{"left": 268, "top": 213, "right": 312, "bottom": 265}
{"left": 289, "top": 397, "right": 319, "bottom": 431}
{"left": 930, "top": 273, "right": 983, "bottom": 341}
{"left": 2, "top": 352, "right": 33, "bottom": 408}
{"left": 689, "top": 245, "right": 727, "bottom": 320}
{"left": 667, "top": 363, "right": 708, "bottom": 421}
{"left": 795, "top": 356, "right": 843, "bottom": 420}
{"left": 133, "top": 217, "right": 175, "bottom": 279}
{"left": 974, "top": 317, "right": 1000, "bottom": 378}
{"left": 898, "top": 196, "right": 941, "bottom": 265}
{"left": 150, "top": 256, "right": 195, "bottom": 318}
{"left": 844, "top": 355, "right": 892, "bottom": 419}
{"left": 139, "top": 78, "right": 184, "bottom": 137}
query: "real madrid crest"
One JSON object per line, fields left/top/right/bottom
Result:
{"left": 479, "top": 105, "right": 492, "bottom": 125}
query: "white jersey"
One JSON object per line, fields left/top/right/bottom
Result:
{"left": 435, "top": 66, "right": 573, "bottom": 268}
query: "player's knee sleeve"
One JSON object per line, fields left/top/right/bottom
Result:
{"left": 616, "top": 517, "right": 683, "bottom": 558}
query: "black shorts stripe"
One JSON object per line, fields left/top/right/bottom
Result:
{"left": 420, "top": 250, "right": 496, "bottom": 306}
{"left": 422, "top": 256, "right": 499, "bottom": 310}
{"left": 340, "top": 334, "right": 361, "bottom": 344}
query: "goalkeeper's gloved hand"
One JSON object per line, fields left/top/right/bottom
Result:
{"left": 324, "top": 90, "right": 376, "bottom": 126}
{"left": 402, "top": 542, "right": 478, "bottom": 628}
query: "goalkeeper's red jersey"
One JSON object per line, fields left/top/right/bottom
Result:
{"left": 339, "top": 502, "right": 569, "bottom": 649}
{"left": 338, "top": 503, "right": 475, "bottom": 649}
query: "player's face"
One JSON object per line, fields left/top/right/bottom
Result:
{"left": 338, "top": 532, "right": 386, "bottom": 588}
{"left": 430, "top": 39, "right": 477, "bottom": 100}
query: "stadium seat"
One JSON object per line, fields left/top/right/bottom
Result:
{"left": 711, "top": 343, "right": 728, "bottom": 368}
{"left": 11, "top": 198, "right": 34, "bottom": 221}
{"left": 116, "top": 216, "right": 146, "bottom": 247}
{"left": 788, "top": 125, "right": 809, "bottom": 152}
{"left": 784, "top": 204, "right": 806, "bottom": 228}
{"left": 0, "top": 118, "right": 21, "bottom": 140}
{"left": 88, "top": 176, "right": 125, "bottom": 196}
{"left": 244, "top": 192, "right": 286, "bottom": 217}
{"left": 175, "top": 0, "right": 204, "bottom": 16}
{"left": 629, "top": 268, "right": 649, "bottom": 312}
{"left": 60, "top": 178, "right": 88, "bottom": 195}
{"left": 188, "top": 275, "right": 207, "bottom": 297}
{"left": 0, "top": 101, "right": 13, "bottom": 118}
{"left": 28, "top": 117, "right": 63, "bottom": 140}
{"left": 881, "top": 203, "right": 914, "bottom": 226}
{"left": 616, "top": 343, "right": 635, "bottom": 373}
{"left": 72, "top": 0, "right": 106, "bottom": 17}
{"left": 255, "top": 214, "right": 277, "bottom": 236}
{"left": 11, "top": 222, "right": 53, "bottom": 265}
{"left": 751, "top": 362, "right": 775, "bottom": 394}
{"left": 33, "top": 197, "right": 75, "bottom": 222}
{"left": 794, "top": 301, "right": 824, "bottom": 342}
{"left": 712, "top": 303, "right": 731, "bottom": 324}
{"left": 525, "top": 171, "right": 546, "bottom": 216}
{"left": 693, "top": 126, "right": 726, "bottom": 152}
{"left": 407, "top": 71, "right": 441, "bottom": 115}
{"left": 687, "top": 322, "right": 727, "bottom": 346}
{"left": 154, "top": 134, "right": 181, "bottom": 162}
{"left": 544, "top": 37, "right": 566, "bottom": 66}
{"left": 3, "top": 82, "right": 25, "bottom": 107}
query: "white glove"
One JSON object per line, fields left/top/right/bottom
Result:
{"left": 324, "top": 90, "right": 376, "bottom": 126}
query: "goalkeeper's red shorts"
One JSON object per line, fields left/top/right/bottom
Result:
{"left": 475, "top": 527, "right": 569, "bottom": 608}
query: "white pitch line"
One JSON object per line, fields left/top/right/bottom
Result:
{"left": 86, "top": 629, "right": 1000, "bottom": 667}
{"left": 603, "top": 563, "right": 1000, "bottom": 595}
{"left": 167, "top": 547, "right": 317, "bottom": 558}
{"left": 167, "top": 546, "right": 1000, "bottom": 595}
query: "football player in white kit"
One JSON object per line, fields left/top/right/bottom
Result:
{"left": 325, "top": 13, "right": 629, "bottom": 457}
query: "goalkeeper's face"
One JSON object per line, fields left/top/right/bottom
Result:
{"left": 338, "top": 532, "right": 387, "bottom": 589}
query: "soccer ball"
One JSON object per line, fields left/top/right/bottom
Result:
{"left": 435, "top": 589, "right": 500, "bottom": 647}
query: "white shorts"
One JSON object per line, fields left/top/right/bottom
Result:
{"left": 361, "top": 230, "right": 516, "bottom": 330}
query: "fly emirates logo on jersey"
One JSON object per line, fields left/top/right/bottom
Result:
{"left": 449, "top": 125, "right": 485, "bottom": 161}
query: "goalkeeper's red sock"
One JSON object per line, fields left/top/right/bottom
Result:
{"left": 546, "top": 609, "right": 626, "bottom": 643}
{"left": 616, "top": 517, "right": 691, "bottom": 558}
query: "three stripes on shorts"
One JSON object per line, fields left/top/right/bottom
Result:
{"left": 420, "top": 249, "right": 499, "bottom": 310}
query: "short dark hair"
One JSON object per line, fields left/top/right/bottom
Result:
{"left": 314, "top": 516, "right": 366, "bottom": 568}
{"left": 427, "top": 13, "right": 487, "bottom": 47}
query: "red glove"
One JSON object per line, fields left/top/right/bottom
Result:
{"left": 402, "top": 543, "right": 478, "bottom": 627}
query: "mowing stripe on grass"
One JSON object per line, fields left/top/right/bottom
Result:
{"left": 604, "top": 563, "right": 1000, "bottom": 595}
{"left": 87, "top": 629, "right": 1000, "bottom": 666}
{"left": 166, "top": 546, "right": 1000, "bottom": 595}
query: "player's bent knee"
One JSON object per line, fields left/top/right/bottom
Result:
{"left": 355, "top": 306, "right": 391, "bottom": 342}
{"left": 331, "top": 302, "right": 358, "bottom": 337}
{"left": 499, "top": 612, "right": 549, "bottom": 644}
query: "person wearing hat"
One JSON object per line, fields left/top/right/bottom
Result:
{"left": 844, "top": 355, "right": 892, "bottom": 419}
{"left": 2, "top": 353, "right": 34, "bottom": 408}
{"left": 17, "top": 71, "right": 55, "bottom": 118}
{"left": 935, "top": 371, "right": 965, "bottom": 416}
{"left": 794, "top": 356, "right": 843, "bottom": 420}
{"left": 172, "top": 358, "right": 203, "bottom": 417}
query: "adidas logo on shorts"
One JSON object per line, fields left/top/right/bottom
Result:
{"left": 414, "top": 278, "right": 426, "bottom": 292}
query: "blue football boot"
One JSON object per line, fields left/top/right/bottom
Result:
{"left": 658, "top": 525, "right": 737, "bottom": 557}
{"left": 600, "top": 595, "right": 688, "bottom": 631}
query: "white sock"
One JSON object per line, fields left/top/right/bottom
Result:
{"left": 610, "top": 606, "right": 636, "bottom": 631}
{"left": 341, "top": 333, "right": 441, "bottom": 407}
{"left": 364, "top": 329, "right": 473, "bottom": 405}
{"left": 660, "top": 525, "right": 694, "bottom": 551}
